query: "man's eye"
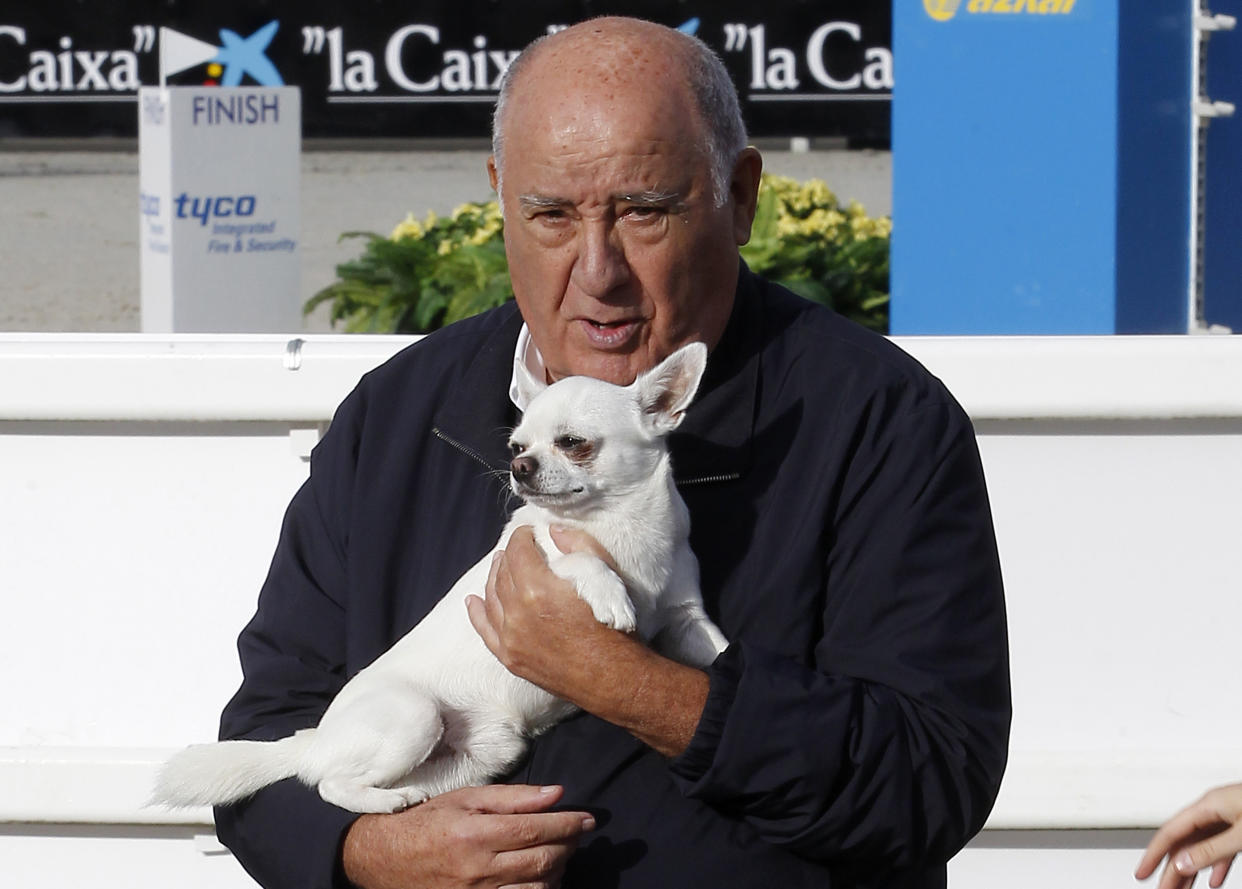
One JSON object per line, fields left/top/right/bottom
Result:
{"left": 625, "top": 205, "right": 665, "bottom": 220}
{"left": 555, "top": 435, "right": 587, "bottom": 450}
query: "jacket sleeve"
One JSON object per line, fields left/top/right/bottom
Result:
{"left": 212, "top": 391, "right": 364, "bottom": 889}
{"left": 669, "top": 393, "right": 1011, "bottom": 869}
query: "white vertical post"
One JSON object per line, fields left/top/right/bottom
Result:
{"left": 138, "top": 86, "right": 302, "bottom": 332}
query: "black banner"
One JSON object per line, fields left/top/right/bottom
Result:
{"left": 0, "top": 1, "right": 890, "bottom": 145}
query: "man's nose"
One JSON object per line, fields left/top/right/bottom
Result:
{"left": 570, "top": 220, "right": 630, "bottom": 297}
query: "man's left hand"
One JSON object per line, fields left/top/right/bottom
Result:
{"left": 465, "top": 525, "right": 710, "bottom": 758}
{"left": 468, "top": 524, "right": 621, "bottom": 703}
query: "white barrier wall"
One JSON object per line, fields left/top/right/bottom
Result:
{"left": 1, "top": 333, "right": 1239, "bottom": 888}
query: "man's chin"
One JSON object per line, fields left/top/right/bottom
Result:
{"left": 549, "top": 340, "right": 648, "bottom": 385}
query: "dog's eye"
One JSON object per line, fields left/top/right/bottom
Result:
{"left": 509, "top": 441, "right": 524, "bottom": 456}
{"left": 555, "top": 435, "right": 587, "bottom": 451}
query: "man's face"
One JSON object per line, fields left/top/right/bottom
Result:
{"left": 490, "top": 56, "right": 756, "bottom": 386}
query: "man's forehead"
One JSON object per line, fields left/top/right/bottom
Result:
{"left": 504, "top": 122, "right": 704, "bottom": 196}
{"left": 505, "top": 100, "right": 703, "bottom": 169}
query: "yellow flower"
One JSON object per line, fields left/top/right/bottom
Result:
{"left": 390, "top": 213, "right": 424, "bottom": 241}
{"left": 467, "top": 220, "right": 503, "bottom": 246}
{"left": 762, "top": 173, "right": 801, "bottom": 199}
{"left": 779, "top": 178, "right": 836, "bottom": 216}
{"left": 453, "top": 201, "right": 503, "bottom": 224}
{"left": 776, "top": 215, "right": 804, "bottom": 239}
{"left": 849, "top": 214, "right": 892, "bottom": 239}
{"left": 805, "top": 208, "right": 846, "bottom": 236}
{"left": 801, "top": 179, "right": 838, "bottom": 210}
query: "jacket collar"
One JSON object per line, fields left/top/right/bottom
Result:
{"left": 430, "top": 303, "right": 526, "bottom": 472}
{"left": 667, "top": 264, "right": 759, "bottom": 484}
{"left": 430, "top": 263, "right": 762, "bottom": 485}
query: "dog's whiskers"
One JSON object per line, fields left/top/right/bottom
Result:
{"left": 481, "top": 467, "right": 521, "bottom": 512}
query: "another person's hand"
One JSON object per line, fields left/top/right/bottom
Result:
{"left": 341, "top": 783, "right": 594, "bottom": 889}
{"left": 1136, "top": 783, "right": 1242, "bottom": 889}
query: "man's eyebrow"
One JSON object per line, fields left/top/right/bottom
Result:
{"left": 517, "top": 194, "right": 571, "bottom": 211}
{"left": 516, "top": 190, "right": 686, "bottom": 210}
{"left": 614, "top": 189, "right": 683, "bottom": 205}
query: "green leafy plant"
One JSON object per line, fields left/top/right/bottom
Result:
{"left": 307, "top": 174, "right": 890, "bottom": 334}
{"left": 739, "top": 174, "right": 891, "bottom": 333}
{"left": 304, "top": 201, "right": 510, "bottom": 333}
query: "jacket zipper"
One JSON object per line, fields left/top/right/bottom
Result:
{"left": 677, "top": 472, "right": 742, "bottom": 487}
{"left": 431, "top": 427, "right": 501, "bottom": 472}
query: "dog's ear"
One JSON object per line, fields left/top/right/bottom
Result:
{"left": 633, "top": 342, "right": 708, "bottom": 435}
{"left": 514, "top": 358, "right": 548, "bottom": 407}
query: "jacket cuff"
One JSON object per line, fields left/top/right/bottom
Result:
{"left": 214, "top": 779, "right": 360, "bottom": 889}
{"left": 668, "top": 643, "right": 744, "bottom": 783}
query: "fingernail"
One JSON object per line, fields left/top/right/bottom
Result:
{"left": 1175, "top": 852, "right": 1195, "bottom": 875}
{"left": 582, "top": 815, "right": 596, "bottom": 831}
{"left": 539, "top": 785, "right": 559, "bottom": 794}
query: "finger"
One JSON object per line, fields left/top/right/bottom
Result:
{"left": 1137, "top": 850, "right": 1162, "bottom": 880}
{"left": 485, "top": 550, "right": 509, "bottom": 618}
{"left": 1179, "top": 825, "right": 1242, "bottom": 877}
{"left": 548, "top": 525, "right": 617, "bottom": 570}
{"left": 505, "top": 525, "right": 552, "bottom": 582}
{"left": 1138, "top": 842, "right": 1169, "bottom": 879}
{"left": 465, "top": 594, "right": 499, "bottom": 651}
{"left": 1156, "top": 859, "right": 1193, "bottom": 889}
{"left": 1209, "top": 858, "right": 1232, "bottom": 888}
{"left": 495, "top": 839, "right": 579, "bottom": 888}
{"left": 453, "top": 783, "right": 565, "bottom": 815}
{"left": 480, "top": 809, "right": 597, "bottom": 853}
{"left": 1140, "top": 805, "right": 1227, "bottom": 876}
{"left": 506, "top": 523, "right": 540, "bottom": 557}
{"left": 487, "top": 549, "right": 504, "bottom": 598}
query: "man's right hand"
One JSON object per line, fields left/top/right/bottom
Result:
{"left": 341, "top": 783, "right": 594, "bottom": 889}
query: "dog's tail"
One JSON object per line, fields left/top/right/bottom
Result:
{"left": 149, "top": 729, "right": 316, "bottom": 808}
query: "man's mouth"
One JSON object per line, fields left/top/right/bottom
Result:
{"left": 579, "top": 318, "right": 640, "bottom": 348}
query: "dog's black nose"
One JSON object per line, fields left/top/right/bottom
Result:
{"left": 511, "top": 455, "right": 538, "bottom": 481}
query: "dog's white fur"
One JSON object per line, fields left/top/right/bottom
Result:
{"left": 151, "top": 342, "right": 727, "bottom": 814}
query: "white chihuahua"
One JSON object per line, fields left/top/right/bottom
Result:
{"left": 151, "top": 342, "right": 728, "bottom": 814}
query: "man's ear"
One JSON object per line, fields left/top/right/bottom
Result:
{"left": 633, "top": 342, "right": 708, "bottom": 435}
{"left": 487, "top": 156, "right": 500, "bottom": 194}
{"left": 514, "top": 358, "right": 547, "bottom": 407}
{"left": 729, "top": 147, "right": 764, "bottom": 247}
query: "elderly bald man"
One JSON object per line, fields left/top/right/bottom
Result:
{"left": 214, "top": 17, "right": 1010, "bottom": 889}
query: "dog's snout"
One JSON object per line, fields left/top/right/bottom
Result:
{"left": 510, "top": 455, "right": 538, "bottom": 481}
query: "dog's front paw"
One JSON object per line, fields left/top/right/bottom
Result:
{"left": 319, "top": 779, "right": 421, "bottom": 814}
{"left": 396, "top": 787, "right": 430, "bottom": 808}
{"left": 554, "top": 553, "right": 637, "bottom": 633}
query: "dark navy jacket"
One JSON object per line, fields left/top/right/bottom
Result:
{"left": 215, "top": 267, "right": 1011, "bottom": 888}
